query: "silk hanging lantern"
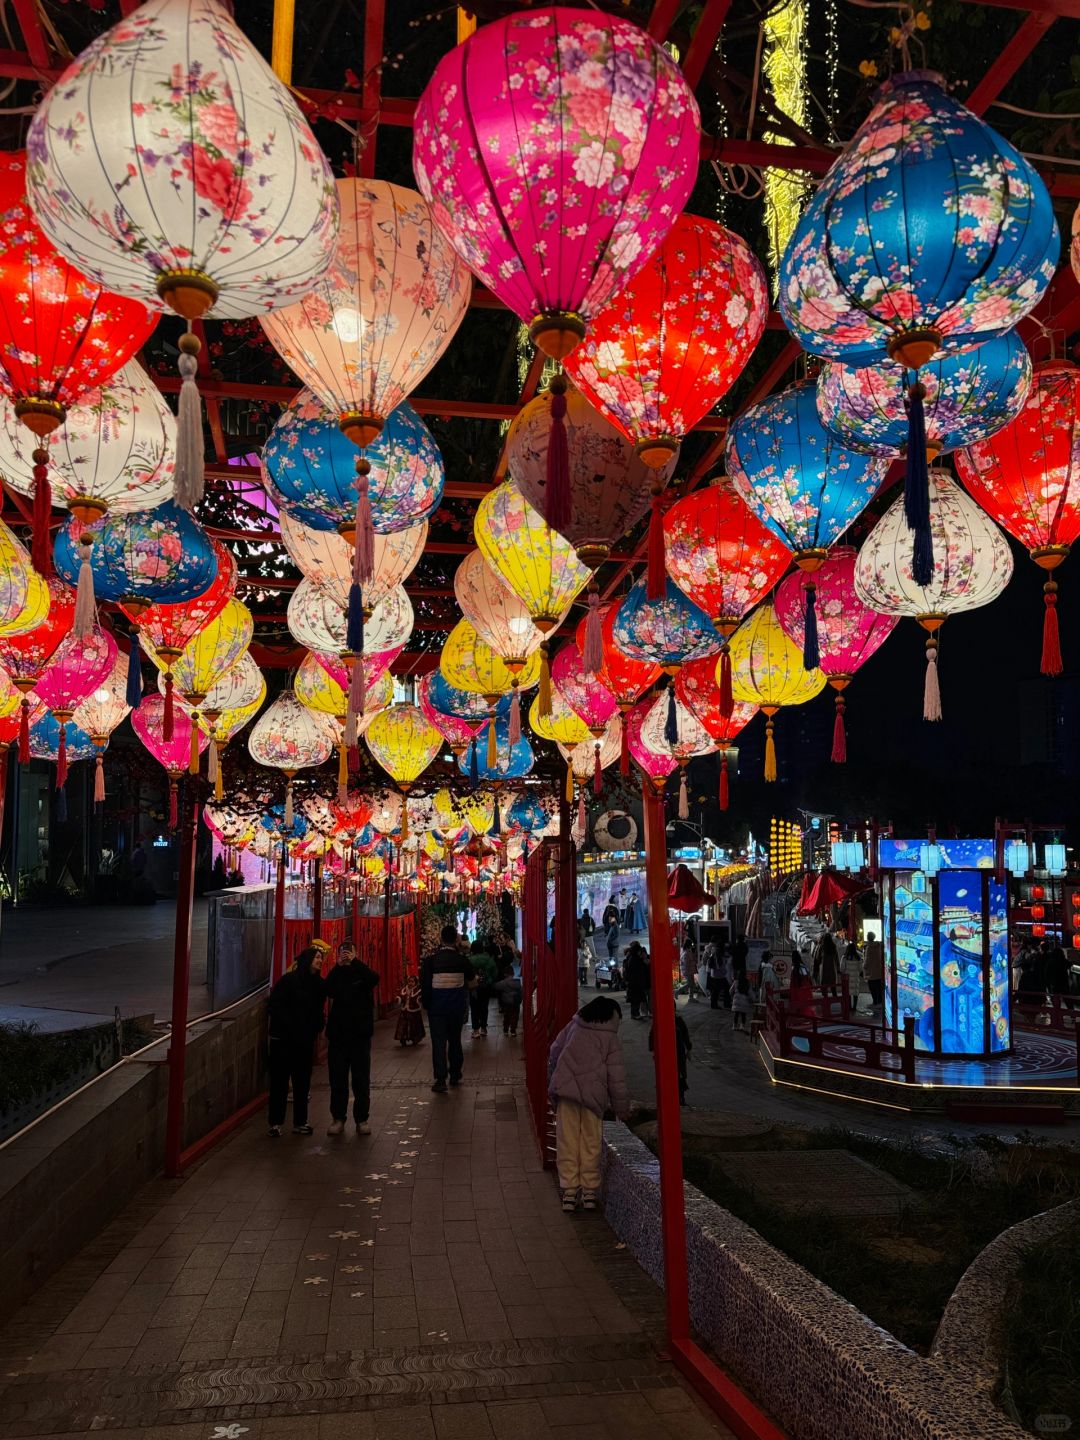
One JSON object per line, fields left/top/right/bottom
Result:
{"left": 0, "top": 578, "right": 75, "bottom": 761}
{"left": 296, "top": 653, "right": 392, "bottom": 800}
{"left": 552, "top": 641, "right": 618, "bottom": 797}
{"left": 625, "top": 698, "right": 677, "bottom": 791}
{"left": 35, "top": 625, "right": 117, "bottom": 798}
{"left": 855, "top": 470, "right": 1013, "bottom": 721}
{"left": 574, "top": 600, "right": 661, "bottom": 776}
{"left": 73, "top": 653, "right": 131, "bottom": 804}
{"left": 149, "top": 597, "right": 254, "bottom": 778}
{"left": 559, "top": 715, "right": 622, "bottom": 827}
{"left": 418, "top": 672, "right": 480, "bottom": 758}
{"left": 31, "top": 711, "right": 101, "bottom": 815}
{"left": 414, "top": 8, "right": 700, "bottom": 360}
{"left": 775, "top": 547, "right": 898, "bottom": 763}
{"left": 675, "top": 655, "right": 758, "bottom": 810}
{"left": 54, "top": 500, "right": 217, "bottom": 613}
{"left": 133, "top": 693, "right": 208, "bottom": 828}
{"left": 248, "top": 690, "right": 336, "bottom": 827}
{"left": 0, "top": 519, "right": 49, "bottom": 639}
{"left": 779, "top": 72, "right": 1057, "bottom": 579}
{"left": 313, "top": 651, "right": 397, "bottom": 709}
{"left": 458, "top": 710, "right": 535, "bottom": 784}
{"left": 441, "top": 618, "right": 541, "bottom": 770}
{"left": 613, "top": 577, "right": 721, "bottom": 672}
{"left": 365, "top": 704, "right": 443, "bottom": 838}
{"left": 955, "top": 361, "right": 1080, "bottom": 676}
{"left": 729, "top": 603, "right": 827, "bottom": 781}
{"left": 454, "top": 549, "right": 544, "bottom": 743}
{"left": 288, "top": 578, "right": 413, "bottom": 661}
{"left": 263, "top": 390, "right": 445, "bottom": 537}
{"left": 195, "top": 651, "right": 266, "bottom": 800}
{"left": 641, "top": 688, "right": 714, "bottom": 820}
{"left": 529, "top": 691, "right": 592, "bottom": 747}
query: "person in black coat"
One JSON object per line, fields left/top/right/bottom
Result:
{"left": 267, "top": 942, "right": 328, "bottom": 1138}
{"left": 324, "top": 941, "right": 380, "bottom": 1137}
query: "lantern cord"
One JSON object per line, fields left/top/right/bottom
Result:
{"left": 576, "top": 788, "right": 586, "bottom": 834}
{"left": 565, "top": 761, "right": 574, "bottom": 804}
{"left": 923, "top": 639, "right": 942, "bottom": 722}
{"left": 31, "top": 447, "right": 52, "bottom": 577}
{"left": 163, "top": 673, "right": 175, "bottom": 743}
{"left": 678, "top": 766, "right": 689, "bottom": 820}
{"left": 56, "top": 781, "right": 67, "bottom": 823}
{"left": 353, "top": 458, "right": 375, "bottom": 586}
{"left": 619, "top": 713, "right": 630, "bottom": 776}
{"left": 486, "top": 714, "right": 497, "bottom": 769}
{"left": 664, "top": 685, "right": 679, "bottom": 746}
{"left": 284, "top": 778, "right": 294, "bottom": 828}
{"left": 55, "top": 721, "right": 68, "bottom": 790}
{"left": 17, "top": 698, "right": 29, "bottom": 765}
{"left": 94, "top": 753, "right": 105, "bottom": 806}
{"left": 189, "top": 718, "right": 200, "bottom": 776}
{"left": 802, "top": 580, "right": 820, "bottom": 671}
{"left": 646, "top": 486, "right": 666, "bottom": 602}
{"left": 593, "top": 741, "right": 602, "bottom": 796}
{"left": 174, "top": 328, "right": 205, "bottom": 511}
{"left": 583, "top": 587, "right": 603, "bottom": 674}
{"left": 719, "top": 754, "right": 730, "bottom": 811}
{"left": 508, "top": 687, "right": 521, "bottom": 746}
{"left": 904, "top": 379, "right": 933, "bottom": 587}
{"left": 764, "top": 716, "right": 777, "bottom": 782}
{"left": 125, "top": 632, "right": 142, "bottom": 710}
{"left": 538, "top": 642, "right": 552, "bottom": 718}
{"left": 1042, "top": 579, "right": 1063, "bottom": 676}
{"left": 211, "top": 739, "right": 224, "bottom": 800}
{"left": 74, "top": 538, "right": 96, "bottom": 641}
{"left": 469, "top": 737, "right": 479, "bottom": 788}
{"left": 718, "top": 643, "right": 734, "bottom": 720}
{"left": 169, "top": 779, "right": 178, "bottom": 829}
{"left": 831, "top": 693, "right": 847, "bottom": 764}
{"left": 347, "top": 583, "right": 365, "bottom": 654}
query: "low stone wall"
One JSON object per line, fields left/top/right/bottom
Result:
{"left": 0, "top": 995, "right": 267, "bottom": 1324}
{"left": 601, "top": 1125, "right": 1027, "bottom": 1440}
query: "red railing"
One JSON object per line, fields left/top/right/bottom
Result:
{"left": 764, "top": 990, "right": 917, "bottom": 1083}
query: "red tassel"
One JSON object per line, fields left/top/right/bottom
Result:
{"left": 583, "top": 586, "right": 603, "bottom": 674}
{"left": 1042, "top": 579, "right": 1063, "bottom": 677}
{"left": 719, "top": 754, "right": 730, "bottom": 810}
{"left": 593, "top": 741, "right": 602, "bottom": 795}
{"left": 646, "top": 486, "right": 666, "bottom": 601}
{"left": 831, "top": 694, "right": 847, "bottom": 764}
{"left": 31, "top": 448, "right": 52, "bottom": 577}
{"left": 719, "top": 644, "right": 733, "bottom": 720}
{"left": 163, "top": 673, "right": 174, "bottom": 742}
{"left": 619, "top": 711, "right": 630, "bottom": 776}
{"left": 18, "top": 699, "right": 29, "bottom": 765}
{"left": 55, "top": 722, "right": 68, "bottom": 790}
{"left": 348, "top": 744, "right": 360, "bottom": 772}
{"left": 169, "top": 779, "right": 178, "bottom": 829}
{"left": 546, "top": 374, "right": 570, "bottom": 532}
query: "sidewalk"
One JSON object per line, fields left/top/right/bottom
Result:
{"left": 0, "top": 1008, "right": 734, "bottom": 1440}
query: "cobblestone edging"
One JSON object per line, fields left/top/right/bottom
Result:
{"left": 601, "top": 1124, "right": 1028, "bottom": 1440}
{"left": 932, "top": 1196, "right": 1080, "bottom": 1399}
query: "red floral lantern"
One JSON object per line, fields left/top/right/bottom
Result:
{"left": 0, "top": 578, "right": 75, "bottom": 760}
{"left": 674, "top": 654, "right": 758, "bottom": 810}
{"left": 574, "top": 601, "right": 660, "bottom": 776}
{"left": 955, "top": 362, "right": 1080, "bottom": 676}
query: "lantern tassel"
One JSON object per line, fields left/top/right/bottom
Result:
{"left": 486, "top": 716, "right": 497, "bottom": 770}
{"left": 74, "top": 539, "right": 96, "bottom": 641}
{"left": 18, "top": 699, "right": 29, "bottom": 765}
{"left": 492, "top": 797, "right": 501, "bottom": 836}
{"left": 1042, "top": 579, "right": 1063, "bottom": 676}
{"left": 169, "top": 779, "right": 178, "bottom": 829}
{"left": 538, "top": 642, "right": 551, "bottom": 718}
{"left": 213, "top": 742, "right": 224, "bottom": 800}
{"left": 509, "top": 687, "right": 521, "bottom": 746}
{"left": 56, "top": 781, "right": 67, "bottom": 823}
{"left": 125, "top": 633, "right": 142, "bottom": 710}
{"left": 583, "top": 587, "right": 603, "bottom": 674}
{"left": 905, "top": 378, "right": 933, "bottom": 587}
{"left": 163, "top": 673, "right": 174, "bottom": 743}
{"left": 353, "top": 458, "right": 375, "bottom": 585}
{"left": 764, "top": 716, "right": 777, "bottom": 783}
{"left": 31, "top": 448, "right": 52, "bottom": 578}
{"left": 593, "top": 741, "right": 602, "bottom": 796}
{"left": 803, "top": 581, "right": 819, "bottom": 671}
{"left": 719, "top": 643, "right": 733, "bottom": 720}
{"left": 347, "top": 583, "right": 364, "bottom": 654}
{"left": 56, "top": 721, "right": 68, "bottom": 791}
{"left": 619, "top": 713, "right": 630, "bottom": 777}
{"left": 400, "top": 800, "right": 409, "bottom": 843}
{"left": 94, "top": 753, "right": 105, "bottom": 806}
{"left": 664, "top": 684, "right": 678, "bottom": 746}
{"left": 207, "top": 734, "right": 218, "bottom": 787}
{"left": 576, "top": 788, "right": 586, "bottom": 834}
{"left": 832, "top": 695, "right": 847, "bottom": 763}
{"left": 469, "top": 737, "right": 479, "bottom": 788}
{"left": 678, "top": 767, "right": 689, "bottom": 820}
{"left": 284, "top": 778, "right": 294, "bottom": 828}
{"left": 338, "top": 743, "right": 348, "bottom": 804}
{"left": 546, "top": 374, "right": 570, "bottom": 532}
{"left": 565, "top": 761, "right": 574, "bottom": 804}
{"left": 646, "top": 487, "right": 666, "bottom": 602}
{"left": 189, "top": 717, "right": 200, "bottom": 776}
{"left": 719, "top": 754, "right": 730, "bottom": 811}
{"left": 923, "top": 639, "right": 942, "bottom": 722}
{"left": 174, "top": 330, "right": 205, "bottom": 510}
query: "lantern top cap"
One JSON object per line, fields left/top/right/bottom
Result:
{"left": 874, "top": 69, "right": 947, "bottom": 99}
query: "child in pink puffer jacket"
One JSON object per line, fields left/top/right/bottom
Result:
{"left": 548, "top": 996, "right": 629, "bottom": 1213}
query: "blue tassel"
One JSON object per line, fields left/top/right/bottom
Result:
{"left": 664, "top": 685, "right": 678, "bottom": 745}
{"left": 347, "top": 582, "right": 364, "bottom": 654}
{"left": 904, "top": 377, "right": 933, "bottom": 587}
{"left": 469, "top": 737, "right": 479, "bottom": 789}
{"left": 125, "top": 633, "right": 142, "bottom": 709}
{"left": 56, "top": 784, "right": 67, "bottom": 822}
{"left": 803, "top": 582, "right": 820, "bottom": 670}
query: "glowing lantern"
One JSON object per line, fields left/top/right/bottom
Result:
{"left": 413, "top": 7, "right": 700, "bottom": 360}
{"left": 727, "top": 382, "right": 888, "bottom": 661}
{"left": 365, "top": 705, "right": 443, "bottom": 835}
{"left": 0, "top": 520, "right": 48, "bottom": 639}
{"left": 442, "top": 618, "right": 541, "bottom": 769}
{"left": 559, "top": 716, "right": 622, "bottom": 830}
{"left": 279, "top": 511, "right": 425, "bottom": 623}
{"left": 641, "top": 688, "right": 714, "bottom": 819}
{"left": 196, "top": 651, "right": 266, "bottom": 800}
{"left": 729, "top": 603, "right": 827, "bottom": 781}
{"left": 133, "top": 693, "right": 208, "bottom": 827}
{"left": 775, "top": 547, "right": 898, "bottom": 763}
{"left": 854, "top": 471, "right": 1012, "bottom": 721}
{"left": 955, "top": 362, "right": 1080, "bottom": 676}
{"left": 296, "top": 653, "right": 390, "bottom": 802}
{"left": 455, "top": 551, "right": 543, "bottom": 667}
{"left": 613, "top": 578, "right": 721, "bottom": 673}
{"left": 262, "top": 390, "right": 445, "bottom": 536}
{"left": 674, "top": 655, "right": 758, "bottom": 811}
{"left": 287, "top": 578, "right": 413, "bottom": 661}
{"left": 54, "top": 501, "right": 217, "bottom": 610}
{"left": 529, "top": 692, "right": 591, "bottom": 747}
{"left": 459, "top": 710, "right": 535, "bottom": 784}
{"left": 418, "top": 672, "right": 479, "bottom": 759}
{"left": 248, "top": 690, "right": 336, "bottom": 826}
{"left": 0, "top": 578, "right": 74, "bottom": 758}
{"left": 73, "top": 653, "right": 131, "bottom": 803}
{"left": 625, "top": 698, "right": 677, "bottom": 790}
{"left": 35, "top": 626, "right": 117, "bottom": 797}
{"left": 552, "top": 640, "right": 618, "bottom": 796}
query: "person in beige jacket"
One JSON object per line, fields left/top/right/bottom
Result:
{"left": 548, "top": 996, "right": 629, "bottom": 1213}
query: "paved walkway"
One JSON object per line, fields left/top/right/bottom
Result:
{"left": 0, "top": 1010, "right": 734, "bottom": 1440}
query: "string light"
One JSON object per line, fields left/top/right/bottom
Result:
{"left": 824, "top": 0, "right": 840, "bottom": 142}
{"left": 762, "top": 0, "right": 810, "bottom": 289}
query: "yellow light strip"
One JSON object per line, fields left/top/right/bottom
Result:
{"left": 762, "top": 0, "right": 809, "bottom": 291}
{"left": 271, "top": 0, "right": 295, "bottom": 85}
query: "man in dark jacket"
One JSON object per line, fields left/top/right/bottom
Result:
{"left": 420, "top": 924, "right": 475, "bottom": 1093}
{"left": 267, "top": 942, "right": 328, "bottom": 1138}
{"left": 324, "top": 941, "right": 380, "bottom": 1137}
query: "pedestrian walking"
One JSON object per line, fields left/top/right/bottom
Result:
{"left": 605, "top": 916, "right": 620, "bottom": 961}
{"left": 267, "top": 942, "right": 328, "bottom": 1138}
{"left": 493, "top": 968, "right": 523, "bottom": 1035}
{"left": 623, "top": 941, "right": 649, "bottom": 1020}
{"left": 420, "top": 924, "right": 476, "bottom": 1093}
{"left": 394, "top": 972, "right": 425, "bottom": 1046}
{"left": 731, "top": 971, "right": 753, "bottom": 1032}
{"left": 863, "top": 931, "right": 885, "bottom": 1013}
{"left": 842, "top": 937, "right": 864, "bottom": 1016}
{"left": 469, "top": 938, "right": 497, "bottom": 1038}
{"left": 704, "top": 941, "right": 729, "bottom": 1010}
{"left": 324, "top": 940, "right": 379, "bottom": 1137}
{"left": 681, "top": 938, "right": 703, "bottom": 1002}
{"left": 548, "top": 996, "right": 629, "bottom": 1212}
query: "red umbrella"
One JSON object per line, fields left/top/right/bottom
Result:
{"left": 667, "top": 863, "right": 715, "bottom": 913}
{"left": 797, "top": 869, "right": 870, "bottom": 917}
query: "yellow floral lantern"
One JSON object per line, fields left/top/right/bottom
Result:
{"left": 528, "top": 690, "right": 591, "bottom": 746}
{"left": 0, "top": 519, "right": 49, "bottom": 638}
{"left": 296, "top": 651, "right": 392, "bottom": 800}
{"left": 729, "top": 603, "right": 826, "bottom": 781}
{"left": 441, "top": 617, "right": 542, "bottom": 768}
{"left": 454, "top": 549, "right": 543, "bottom": 744}
{"left": 198, "top": 652, "right": 266, "bottom": 799}
{"left": 365, "top": 704, "right": 443, "bottom": 839}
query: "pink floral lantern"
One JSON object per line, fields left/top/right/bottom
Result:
{"left": 552, "top": 639, "right": 618, "bottom": 795}
{"left": 413, "top": 7, "right": 700, "bottom": 361}
{"left": 34, "top": 625, "right": 116, "bottom": 794}
{"left": 775, "top": 546, "right": 899, "bottom": 763}
{"left": 132, "top": 692, "right": 208, "bottom": 828}
{"left": 674, "top": 655, "right": 758, "bottom": 811}
{"left": 626, "top": 696, "right": 677, "bottom": 792}
{"left": 418, "top": 671, "right": 482, "bottom": 759}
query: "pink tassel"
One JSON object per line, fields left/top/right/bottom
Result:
{"left": 831, "top": 695, "right": 847, "bottom": 764}
{"left": 719, "top": 754, "right": 729, "bottom": 810}
{"left": 94, "top": 753, "right": 105, "bottom": 804}
{"left": 31, "top": 448, "right": 52, "bottom": 578}
{"left": 576, "top": 788, "right": 586, "bottom": 833}
{"left": 593, "top": 741, "right": 602, "bottom": 795}
{"left": 55, "top": 722, "right": 68, "bottom": 790}
{"left": 718, "top": 644, "right": 733, "bottom": 720}
{"left": 18, "top": 699, "right": 29, "bottom": 765}
{"left": 546, "top": 375, "right": 570, "bottom": 532}
{"left": 620, "top": 713, "right": 629, "bottom": 777}
{"left": 583, "top": 587, "right": 603, "bottom": 674}
{"left": 353, "top": 459, "right": 374, "bottom": 586}
{"left": 169, "top": 780, "right": 178, "bottom": 829}
{"left": 678, "top": 766, "right": 689, "bottom": 820}
{"left": 163, "top": 674, "right": 174, "bottom": 742}
{"left": 923, "top": 639, "right": 942, "bottom": 722}
{"left": 509, "top": 687, "right": 521, "bottom": 746}
{"left": 1042, "top": 580, "right": 1063, "bottom": 676}
{"left": 74, "top": 539, "right": 95, "bottom": 640}
{"left": 646, "top": 486, "right": 666, "bottom": 601}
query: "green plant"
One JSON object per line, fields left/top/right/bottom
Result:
{"left": 1000, "top": 1219, "right": 1080, "bottom": 1434}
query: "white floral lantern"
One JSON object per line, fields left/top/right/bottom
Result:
{"left": 279, "top": 512, "right": 426, "bottom": 619}
{"left": 248, "top": 689, "right": 335, "bottom": 824}
{"left": 287, "top": 577, "right": 413, "bottom": 657}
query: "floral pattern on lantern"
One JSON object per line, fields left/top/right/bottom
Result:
{"left": 133, "top": 693, "right": 208, "bottom": 825}
{"left": 664, "top": 484, "right": 792, "bottom": 631}
{"left": 552, "top": 641, "right": 617, "bottom": 736}
{"left": 779, "top": 71, "right": 1058, "bottom": 363}
{"left": 0, "top": 578, "right": 74, "bottom": 690}
{"left": 55, "top": 501, "right": 217, "bottom": 606}
{"left": 30, "top": 711, "right": 96, "bottom": 762}
{"left": 441, "top": 619, "right": 541, "bottom": 700}
{"left": 297, "top": 652, "right": 392, "bottom": 731}
{"left": 418, "top": 672, "right": 482, "bottom": 755}
{"left": 575, "top": 600, "right": 660, "bottom": 706}
{"left": 73, "top": 652, "right": 131, "bottom": 741}
{"left": 279, "top": 512, "right": 426, "bottom": 614}
{"left": 559, "top": 716, "right": 622, "bottom": 780}
{"left": 35, "top": 626, "right": 117, "bottom": 717}
{"left": 27, "top": 0, "right": 339, "bottom": 318}
{"left": 474, "top": 481, "right": 591, "bottom": 628}
{"left": 729, "top": 603, "right": 826, "bottom": 780}
{"left": 288, "top": 578, "right": 413, "bottom": 658}
{"left": 262, "top": 390, "right": 444, "bottom": 534}
{"left": 625, "top": 698, "right": 677, "bottom": 787}
{"left": 675, "top": 656, "right": 758, "bottom": 743}
{"left": 818, "top": 331, "right": 1032, "bottom": 458}
{"left": 459, "top": 712, "right": 535, "bottom": 782}
{"left": 249, "top": 690, "right": 336, "bottom": 772}
{"left": 365, "top": 703, "right": 443, "bottom": 788}
{"left": 640, "top": 691, "right": 714, "bottom": 762}
{"left": 261, "top": 180, "right": 469, "bottom": 437}
{"left": 613, "top": 577, "right": 721, "bottom": 672}
{"left": 153, "top": 597, "right": 253, "bottom": 705}
{"left": 529, "top": 690, "right": 591, "bottom": 746}
{"left": 454, "top": 551, "right": 542, "bottom": 669}
{"left": 0, "top": 520, "right": 49, "bottom": 637}
{"left": 413, "top": 8, "right": 700, "bottom": 354}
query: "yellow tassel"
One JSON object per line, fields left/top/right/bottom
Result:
{"left": 189, "top": 718, "right": 200, "bottom": 776}
{"left": 337, "top": 742, "right": 348, "bottom": 802}
{"left": 486, "top": 714, "right": 497, "bottom": 769}
{"left": 565, "top": 762, "right": 574, "bottom": 803}
{"left": 764, "top": 717, "right": 778, "bottom": 783}
{"left": 538, "top": 642, "right": 551, "bottom": 718}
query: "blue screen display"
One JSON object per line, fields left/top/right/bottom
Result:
{"left": 893, "top": 871, "right": 935, "bottom": 1052}
{"left": 937, "top": 871, "right": 986, "bottom": 1055}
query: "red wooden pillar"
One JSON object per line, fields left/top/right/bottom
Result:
{"left": 352, "top": 876, "right": 360, "bottom": 948}
{"left": 272, "top": 842, "right": 287, "bottom": 984}
{"left": 164, "top": 788, "right": 199, "bottom": 1180}
{"left": 556, "top": 792, "right": 577, "bottom": 1010}
{"left": 312, "top": 855, "right": 324, "bottom": 940}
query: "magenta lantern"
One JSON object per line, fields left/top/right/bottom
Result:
{"left": 34, "top": 625, "right": 116, "bottom": 796}
{"left": 132, "top": 692, "right": 208, "bottom": 828}
{"left": 626, "top": 695, "right": 677, "bottom": 789}
{"left": 413, "top": 8, "right": 700, "bottom": 360}
{"left": 774, "top": 545, "right": 898, "bottom": 763}
{"left": 552, "top": 639, "right": 618, "bottom": 796}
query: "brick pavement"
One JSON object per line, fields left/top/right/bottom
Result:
{"left": 0, "top": 1005, "right": 735, "bottom": 1440}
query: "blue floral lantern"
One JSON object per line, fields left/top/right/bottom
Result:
{"left": 506, "top": 792, "right": 550, "bottom": 833}
{"left": 613, "top": 578, "right": 722, "bottom": 674}
{"left": 260, "top": 804, "right": 309, "bottom": 844}
{"left": 54, "top": 501, "right": 218, "bottom": 609}
{"left": 30, "top": 710, "right": 96, "bottom": 763}
{"left": 726, "top": 381, "right": 887, "bottom": 666}
{"left": 262, "top": 390, "right": 444, "bottom": 537}
{"left": 817, "top": 331, "right": 1033, "bottom": 460}
{"left": 425, "top": 670, "right": 491, "bottom": 725}
{"left": 458, "top": 709, "right": 534, "bottom": 783}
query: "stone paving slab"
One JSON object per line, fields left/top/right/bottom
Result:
{"left": 713, "top": 1148, "right": 921, "bottom": 1218}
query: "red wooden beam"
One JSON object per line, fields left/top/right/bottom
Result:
{"left": 681, "top": 0, "right": 732, "bottom": 90}
{"left": 646, "top": 0, "right": 685, "bottom": 41}
{"left": 356, "top": 0, "right": 386, "bottom": 177}
{"left": 966, "top": 11, "right": 1056, "bottom": 115}
{"left": 9, "top": 0, "right": 50, "bottom": 70}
